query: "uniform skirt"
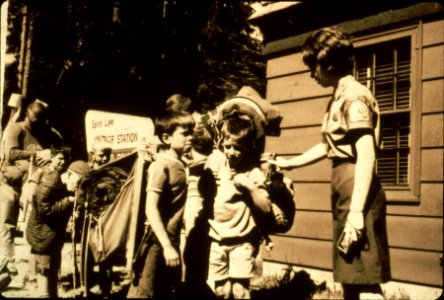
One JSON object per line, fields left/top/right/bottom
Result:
{"left": 331, "top": 161, "right": 391, "bottom": 284}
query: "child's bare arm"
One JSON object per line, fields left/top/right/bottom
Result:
{"left": 234, "top": 173, "right": 271, "bottom": 214}
{"left": 146, "top": 190, "right": 181, "bottom": 267}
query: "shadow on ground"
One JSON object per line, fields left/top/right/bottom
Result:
{"left": 58, "top": 269, "right": 131, "bottom": 298}
{"left": 251, "top": 269, "right": 327, "bottom": 299}
{"left": 57, "top": 268, "right": 325, "bottom": 299}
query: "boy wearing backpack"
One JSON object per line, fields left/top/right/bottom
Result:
{"left": 127, "top": 109, "right": 194, "bottom": 298}
{"left": 205, "top": 110, "right": 272, "bottom": 299}
{"left": 204, "top": 86, "right": 295, "bottom": 298}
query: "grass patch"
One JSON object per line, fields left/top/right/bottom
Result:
{"left": 384, "top": 287, "right": 411, "bottom": 300}
{"left": 251, "top": 264, "right": 327, "bottom": 299}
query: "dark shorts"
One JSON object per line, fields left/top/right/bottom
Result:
{"left": 331, "top": 162, "right": 391, "bottom": 284}
{"left": 127, "top": 241, "right": 181, "bottom": 298}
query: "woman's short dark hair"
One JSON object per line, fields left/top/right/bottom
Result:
{"left": 302, "top": 27, "right": 354, "bottom": 76}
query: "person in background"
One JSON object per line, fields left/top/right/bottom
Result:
{"left": 182, "top": 118, "right": 216, "bottom": 298}
{"left": 89, "top": 135, "right": 112, "bottom": 170}
{"left": 85, "top": 134, "right": 113, "bottom": 296}
{"left": 205, "top": 111, "right": 272, "bottom": 299}
{"left": 165, "top": 92, "right": 217, "bottom": 297}
{"left": 0, "top": 99, "right": 62, "bottom": 277}
{"left": 164, "top": 93, "right": 203, "bottom": 162}
{"left": 127, "top": 109, "right": 194, "bottom": 298}
{"left": 26, "top": 144, "right": 89, "bottom": 297}
{"left": 268, "top": 27, "right": 391, "bottom": 300}
{"left": 165, "top": 94, "right": 193, "bottom": 114}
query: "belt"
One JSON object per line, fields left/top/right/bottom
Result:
{"left": 331, "top": 157, "right": 356, "bottom": 167}
{"left": 212, "top": 230, "right": 260, "bottom": 246}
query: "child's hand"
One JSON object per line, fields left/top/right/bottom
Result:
{"left": 163, "top": 245, "right": 180, "bottom": 267}
{"left": 233, "top": 173, "right": 254, "bottom": 191}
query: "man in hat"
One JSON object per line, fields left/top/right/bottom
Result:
{"left": 26, "top": 158, "right": 90, "bottom": 297}
{"left": 0, "top": 99, "right": 63, "bottom": 276}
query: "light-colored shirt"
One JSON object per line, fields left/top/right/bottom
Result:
{"left": 146, "top": 153, "right": 188, "bottom": 242}
{"left": 206, "top": 151, "right": 267, "bottom": 241}
{"left": 321, "top": 75, "right": 380, "bottom": 159}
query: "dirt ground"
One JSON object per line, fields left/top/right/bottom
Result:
{"left": 1, "top": 235, "right": 132, "bottom": 298}
{"left": 0, "top": 235, "right": 325, "bottom": 299}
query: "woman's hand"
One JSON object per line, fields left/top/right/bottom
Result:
{"left": 345, "top": 211, "right": 364, "bottom": 242}
{"left": 338, "top": 211, "right": 364, "bottom": 254}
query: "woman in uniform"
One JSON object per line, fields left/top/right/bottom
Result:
{"left": 268, "top": 27, "right": 391, "bottom": 300}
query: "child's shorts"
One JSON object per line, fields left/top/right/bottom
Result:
{"left": 209, "top": 240, "right": 257, "bottom": 281}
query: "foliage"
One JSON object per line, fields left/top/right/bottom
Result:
{"left": 3, "top": 0, "right": 265, "bottom": 159}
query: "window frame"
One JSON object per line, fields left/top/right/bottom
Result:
{"left": 353, "top": 25, "right": 421, "bottom": 203}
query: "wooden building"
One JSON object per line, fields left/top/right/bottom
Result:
{"left": 250, "top": 1, "right": 443, "bottom": 289}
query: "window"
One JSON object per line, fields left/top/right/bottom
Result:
{"left": 353, "top": 28, "right": 420, "bottom": 201}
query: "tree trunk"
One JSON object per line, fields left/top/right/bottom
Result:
{"left": 21, "top": 6, "right": 32, "bottom": 98}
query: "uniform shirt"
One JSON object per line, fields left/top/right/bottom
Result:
{"left": 146, "top": 153, "right": 188, "bottom": 244}
{"left": 206, "top": 152, "right": 267, "bottom": 241}
{"left": 321, "top": 75, "right": 380, "bottom": 159}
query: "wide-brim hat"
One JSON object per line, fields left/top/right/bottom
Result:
{"left": 216, "top": 86, "right": 282, "bottom": 139}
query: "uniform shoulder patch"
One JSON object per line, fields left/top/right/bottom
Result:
{"left": 348, "top": 100, "right": 371, "bottom": 122}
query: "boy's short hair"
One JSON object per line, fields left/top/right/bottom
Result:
{"left": 220, "top": 112, "right": 256, "bottom": 148}
{"left": 165, "top": 94, "right": 193, "bottom": 113}
{"left": 91, "top": 135, "right": 112, "bottom": 153}
{"left": 191, "top": 122, "right": 214, "bottom": 156}
{"left": 26, "top": 100, "right": 48, "bottom": 121}
{"left": 154, "top": 109, "right": 195, "bottom": 139}
{"left": 50, "top": 145, "right": 72, "bottom": 158}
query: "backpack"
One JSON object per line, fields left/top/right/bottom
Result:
{"left": 261, "top": 152, "right": 296, "bottom": 234}
{"left": 78, "top": 164, "right": 132, "bottom": 264}
{"left": 204, "top": 150, "right": 296, "bottom": 235}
